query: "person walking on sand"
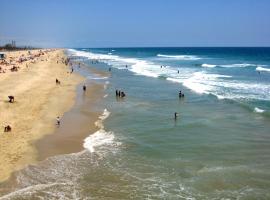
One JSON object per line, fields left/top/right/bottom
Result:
{"left": 56, "top": 116, "right": 60, "bottom": 126}
{"left": 83, "top": 85, "right": 86, "bottom": 92}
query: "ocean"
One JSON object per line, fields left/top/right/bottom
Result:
{"left": 1, "top": 47, "right": 270, "bottom": 199}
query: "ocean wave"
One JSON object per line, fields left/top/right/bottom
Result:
{"left": 220, "top": 63, "right": 255, "bottom": 68}
{"left": 83, "top": 129, "right": 115, "bottom": 153}
{"left": 256, "top": 66, "right": 270, "bottom": 72}
{"left": 69, "top": 49, "right": 270, "bottom": 101}
{"left": 201, "top": 63, "right": 255, "bottom": 68}
{"left": 183, "top": 72, "right": 232, "bottom": 94}
{"left": 201, "top": 63, "right": 217, "bottom": 68}
{"left": 157, "top": 54, "right": 201, "bottom": 60}
{"left": 83, "top": 109, "right": 119, "bottom": 153}
{"left": 254, "top": 107, "right": 265, "bottom": 113}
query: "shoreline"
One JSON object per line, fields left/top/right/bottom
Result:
{"left": 35, "top": 64, "right": 108, "bottom": 161}
{"left": 0, "top": 49, "right": 84, "bottom": 182}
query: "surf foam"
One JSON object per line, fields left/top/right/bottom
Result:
{"left": 256, "top": 66, "right": 270, "bottom": 72}
{"left": 201, "top": 63, "right": 255, "bottom": 68}
{"left": 83, "top": 109, "right": 117, "bottom": 153}
{"left": 254, "top": 107, "right": 265, "bottom": 113}
{"left": 157, "top": 54, "right": 201, "bottom": 60}
{"left": 202, "top": 63, "right": 217, "bottom": 68}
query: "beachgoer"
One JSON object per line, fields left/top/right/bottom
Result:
{"left": 121, "top": 91, "right": 126, "bottom": 97}
{"left": 83, "top": 85, "right": 86, "bottom": 91}
{"left": 178, "top": 70, "right": 179, "bottom": 74}
{"left": 56, "top": 79, "right": 60, "bottom": 84}
{"left": 116, "top": 90, "right": 119, "bottom": 96}
{"left": 4, "top": 125, "right": 11, "bottom": 132}
{"left": 174, "top": 112, "right": 178, "bottom": 120}
{"left": 56, "top": 116, "right": 60, "bottom": 125}
{"left": 8, "top": 96, "right": 14, "bottom": 103}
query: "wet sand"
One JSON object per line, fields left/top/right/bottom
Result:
{"left": 36, "top": 81, "right": 105, "bottom": 160}
{"left": 35, "top": 60, "right": 110, "bottom": 160}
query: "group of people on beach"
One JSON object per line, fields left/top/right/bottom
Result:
{"left": 2, "top": 50, "right": 54, "bottom": 133}
{"left": 115, "top": 90, "right": 126, "bottom": 98}
{"left": 179, "top": 90, "right": 185, "bottom": 98}
{"left": 0, "top": 50, "right": 48, "bottom": 74}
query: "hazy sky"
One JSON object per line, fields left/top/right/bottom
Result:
{"left": 1, "top": 0, "right": 270, "bottom": 47}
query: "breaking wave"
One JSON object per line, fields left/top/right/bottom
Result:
{"left": 157, "top": 54, "right": 201, "bottom": 60}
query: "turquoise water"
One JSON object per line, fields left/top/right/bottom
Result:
{"left": 75, "top": 48, "right": 270, "bottom": 199}
{"left": 1, "top": 48, "right": 270, "bottom": 199}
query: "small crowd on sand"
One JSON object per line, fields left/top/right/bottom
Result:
{"left": 1, "top": 49, "right": 73, "bottom": 133}
{"left": 0, "top": 49, "right": 53, "bottom": 74}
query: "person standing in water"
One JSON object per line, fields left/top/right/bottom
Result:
{"left": 174, "top": 112, "right": 178, "bottom": 120}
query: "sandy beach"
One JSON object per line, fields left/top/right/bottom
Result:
{"left": 0, "top": 49, "right": 84, "bottom": 182}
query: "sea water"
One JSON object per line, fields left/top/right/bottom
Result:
{"left": 1, "top": 48, "right": 270, "bottom": 199}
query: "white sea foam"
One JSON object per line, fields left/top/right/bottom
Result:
{"left": 254, "top": 107, "right": 265, "bottom": 113}
{"left": 157, "top": 54, "right": 201, "bottom": 60}
{"left": 256, "top": 66, "right": 270, "bottom": 72}
{"left": 87, "top": 76, "right": 108, "bottom": 80}
{"left": 83, "top": 109, "right": 116, "bottom": 153}
{"left": 220, "top": 63, "right": 254, "bottom": 68}
{"left": 183, "top": 72, "right": 231, "bottom": 94}
{"left": 83, "top": 129, "right": 115, "bottom": 153}
{"left": 201, "top": 63, "right": 217, "bottom": 68}
{"left": 201, "top": 63, "right": 255, "bottom": 68}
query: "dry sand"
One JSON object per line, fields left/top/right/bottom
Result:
{"left": 0, "top": 49, "right": 84, "bottom": 182}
